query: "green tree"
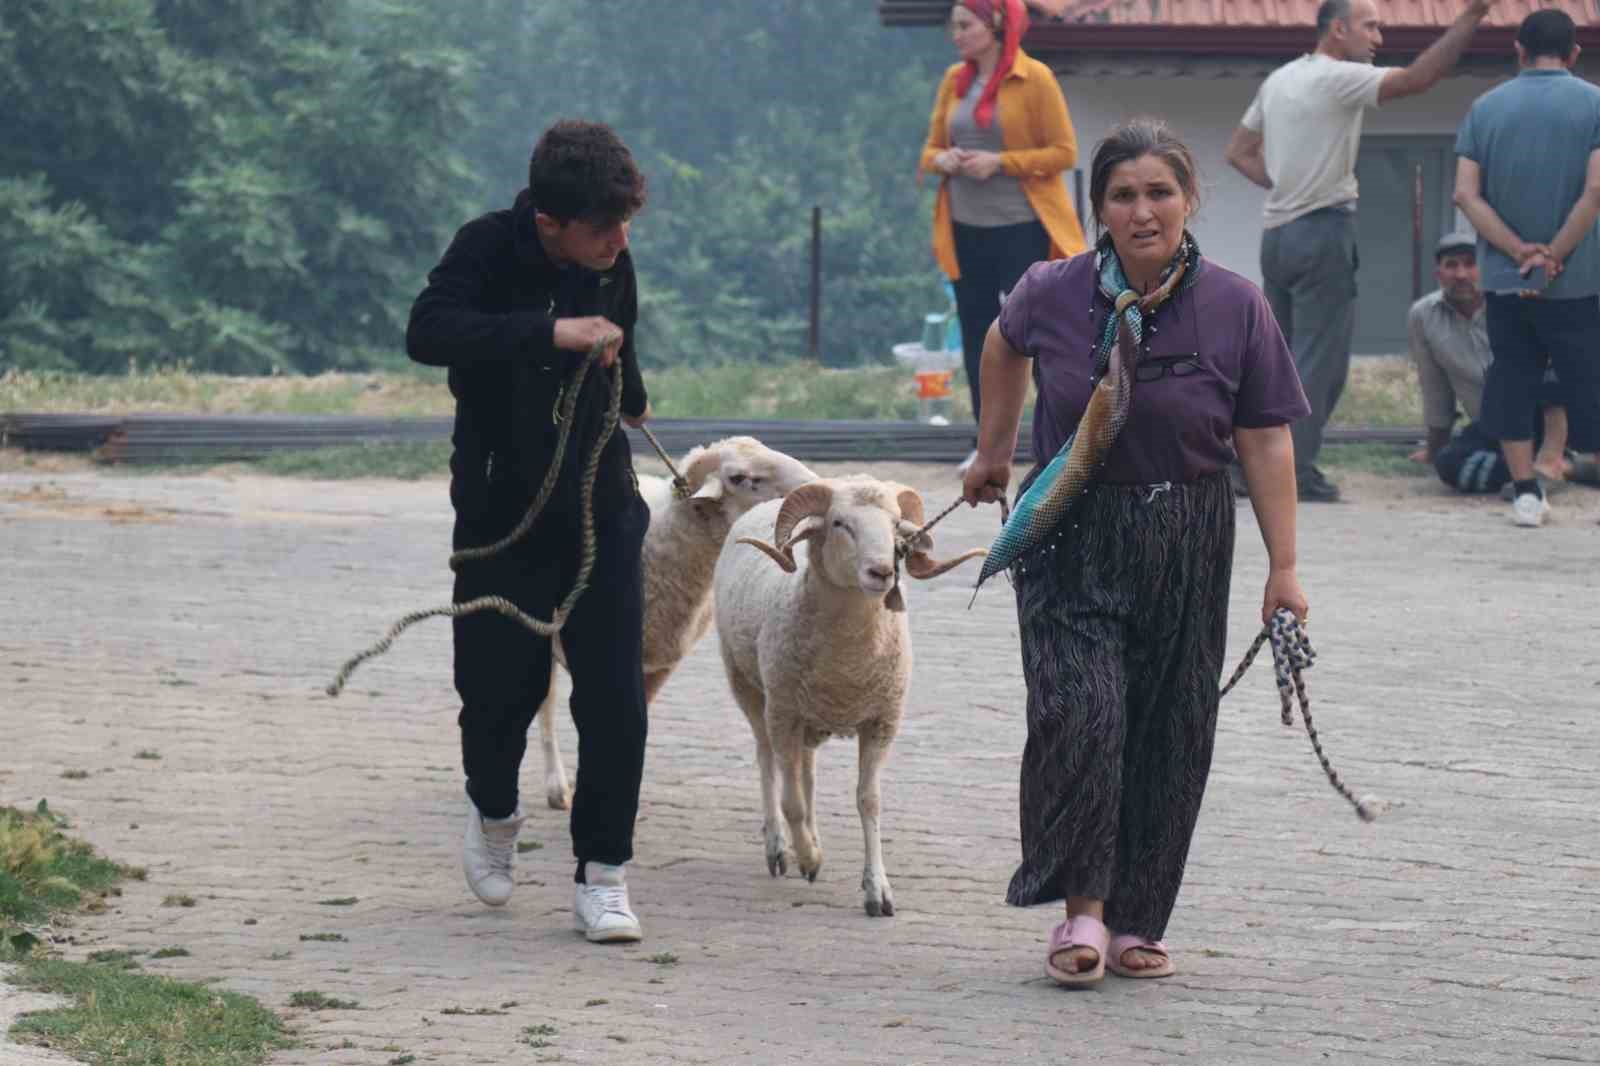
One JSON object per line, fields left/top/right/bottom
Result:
{"left": 2, "top": 0, "right": 962, "bottom": 375}
{"left": 0, "top": 0, "right": 473, "bottom": 373}
{"left": 450, "top": 0, "right": 952, "bottom": 367}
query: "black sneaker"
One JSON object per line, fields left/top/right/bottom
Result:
{"left": 1297, "top": 467, "right": 1341, "bottom": 503}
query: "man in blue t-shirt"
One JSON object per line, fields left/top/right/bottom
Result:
{"left": 1454, "top": 9, "right": 1600, "bottom": 528}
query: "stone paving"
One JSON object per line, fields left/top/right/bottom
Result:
{"left": 1, "top": 459, "right": 1597, "bottom": 1065}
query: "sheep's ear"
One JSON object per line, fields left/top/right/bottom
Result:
{"left": 906, "top": 547, "right": 986, "bottom": 580}
{"left": 737, "top": 537, "right": 797, "bottom": 573}
{"left": 892, "top": 486, "right": 926, "bottom": 526}
{"left": 691, "top": 477, "right": 723, "bottom": 501}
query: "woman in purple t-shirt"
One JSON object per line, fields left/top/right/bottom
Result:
{"left": 960, "top": 120, "right": 1311, "bottom": 987}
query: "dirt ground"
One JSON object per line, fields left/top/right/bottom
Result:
{"left": 2, "top": 455, "right": 1597, "bottom": 1065}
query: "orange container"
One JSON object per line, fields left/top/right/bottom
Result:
{"left": 914, "top": 369, "right": 953, "bottom": 400}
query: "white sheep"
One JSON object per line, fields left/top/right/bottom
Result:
{"left": 536, "top": 437, "right": 818, "bottom": 808}
{"left": 713, "top": 476, "right": 984, "bottom": 916}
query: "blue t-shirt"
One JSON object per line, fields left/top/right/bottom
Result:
{"left": 1455, "top": 69, "right": 1600, "bottom": 299}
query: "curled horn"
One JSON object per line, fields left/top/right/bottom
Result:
{"left": 736, "top": 536, "right": 799, "bottom": 572}
{"left": 905, "top": 546, "right": 986, "bottom": 580}
{"left": 774, "top": 482, "right": 833, "bottom": 550}
{"left": 891, "top": 482, "right": 985, "bottom": 579}
{"left": 738, "top": 481, "right": 833, "bottom": 572}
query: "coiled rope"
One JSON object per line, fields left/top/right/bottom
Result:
{"left": 1220, "top": 607, "right": 1380, "bottom": 822}
{"left": 326, "top": 339, "right": 621, "bottom": 698}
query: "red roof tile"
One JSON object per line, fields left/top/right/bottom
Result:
{"left": 880, "top": 2, "right": 1600, "bottom": 53}
{"left": 1036, "top": 0, "right": 1597, "bottom": 28}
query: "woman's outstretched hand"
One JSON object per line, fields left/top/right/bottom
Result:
{"left": 1262, "top": 567, "right": 1308, "bottom": 625}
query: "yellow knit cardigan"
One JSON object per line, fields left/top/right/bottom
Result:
{"left": 919, "top": 49, "right": 1088, "bottom": 280}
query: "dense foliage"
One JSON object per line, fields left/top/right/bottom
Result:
{"left": 0, "top": 1, "right": 953, "bottom": 373}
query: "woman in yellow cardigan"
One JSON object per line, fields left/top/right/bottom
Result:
{"left": 921, "top": 0, "right": 1087, "bottom": 470}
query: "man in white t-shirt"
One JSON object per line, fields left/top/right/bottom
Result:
{"left": 1225, "top": 0, "right": 1498, "bottom": 502}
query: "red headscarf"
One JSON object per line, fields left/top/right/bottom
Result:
{"left": 953, "top": 0, "right": 1030, "bottom": 130}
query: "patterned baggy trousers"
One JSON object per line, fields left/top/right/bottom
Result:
{"left": 1005, "top": 471, "right": 1234, "bottom": 941}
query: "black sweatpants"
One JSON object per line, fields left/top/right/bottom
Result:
{"left": 1482, "top": 293, "right": 1600, "bottom": 452}
{"left": 1006, "top": 472, "right": 1234, "bottom": 941}
{"left": 952, "top": 219, "right": 1051, "bottom": 429}
{"left": 453, "top": 490, "right": 650, "bottom": 869}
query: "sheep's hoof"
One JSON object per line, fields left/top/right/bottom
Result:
{"left": 766, "top": 851, "right": 788, "bottom": 877}
{"left": 863, "top": 872, "right": 894, "bottom": 917}
{"left": 545, "top": 782, "right": 571, "bottom": 810}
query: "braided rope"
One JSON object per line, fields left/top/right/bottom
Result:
{"left": 326, "top": 339, "right": 621, "bottom": 698}
{"left": 896, "top": 493, "right": 1008, "bottom": 610}
{"left": 1220, "top": 607, "right": 1379, "bottom": 822}
{"left": 635, "top": 422, "right": 691, "bottom": 500}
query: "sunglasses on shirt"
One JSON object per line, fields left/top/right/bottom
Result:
{"left": 1133, "top": 353, "right": 1203, "bottom": 383}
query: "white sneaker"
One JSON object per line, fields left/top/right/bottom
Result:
{"left": 957, "top": 449, "right": 979, "bottom": 476}
{"left": 574, "top": 862, "right": 642, "bottom": 943}
{"left": 1511, "top": 491, "right": 1550, "bottom": 528}
{"left": 463, "top": 801, "right": 523, "bottom": 907}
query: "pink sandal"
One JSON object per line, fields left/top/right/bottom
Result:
{"left": 1107, "top": 933, "right": 1176, "bottom": 979}
{"left": 1045, "top": 914, "right": 1109, "bottom": 988}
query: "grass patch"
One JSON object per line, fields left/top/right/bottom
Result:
{"left": 1318, "top": 442, "right": 1432, "bottom": 479}
{"left": 250, "top": 440, "right": 452, "bottom": 480}
{"left": 2, "top": 801, "right": 291, "bottom": 1064}
{"left": 162, "top": 893, "right": 198, "bottom": 908}
{"left": 645, "top": 952, "right": 679, "bottom": 966}
{"left": 298, "top": 932, "right": 346, "bottom": 942}
{"left": 315, "top": 896, "right": 358, "bottom": 906}
{"left": 0, "top": 366, "right": 449, "bottom": 417}
{"left": 516, "top": 841, "right": 543, "bottom": 854}
{"left": 10, "top": 959, "right": 292, "bottom": 1065}
{"left": 440, "top": 1005, "right": 508, "bottom": 1016}
{"left": 59, "top": 769, "right": 89, "bottom": 780}
{"left": 134, "top": 749, "right": 162, "bottom": 760}
{"left": 151, "top": 946, "right": 191, "bottom": 959}
{"left": 1, "top": 801, "right": 129, "bottom": 951}
{"left": 520, "top": 1023, "right": 558, "bottom": 1048}
{"left": 5, "top": 357, "right": 1423, "bottom": 431}
{"left": 288, "top": 989, "right": 360, "bottom": 1010}
{"left": 85, "top": 949, "right": 142, "bottom": 969}
{"left": 1332, "top": 356, "right": 1424, "bottom": 428}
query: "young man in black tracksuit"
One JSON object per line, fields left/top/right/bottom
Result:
{"left": 406, "top": 120, "right": 652, "bottom": 942}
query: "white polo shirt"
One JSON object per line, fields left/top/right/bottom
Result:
{"left": 1242, "top": 54, "right": 1388, "bottom": 229}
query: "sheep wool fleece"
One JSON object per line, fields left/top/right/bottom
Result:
{"left": 1005, "top": 470, "right": 1233, "bottom": 941}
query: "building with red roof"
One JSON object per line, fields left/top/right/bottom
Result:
{"left": 882, "top": 1, "right": 1600, "bottom": 351}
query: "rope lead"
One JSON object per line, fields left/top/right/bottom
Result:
{"left": 1221, "top": 607, "right": 1381, "bottom": 822}
{"left": 327, "top": 339, "right": 622, "bottom": 697}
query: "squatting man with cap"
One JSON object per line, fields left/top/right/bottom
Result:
{"left": 1408, "top": 231, "right": 1574, "bottom": 496}
{"left": 407, "top": 120, "right": 654, "bottom": 942}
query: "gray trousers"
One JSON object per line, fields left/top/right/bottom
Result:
{"left": 1261, "top": 209, "right": 1358, "bottom": 476}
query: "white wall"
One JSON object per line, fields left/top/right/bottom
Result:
{"left": 1056, "top": 70, "right": 1509, "bottom": 287}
